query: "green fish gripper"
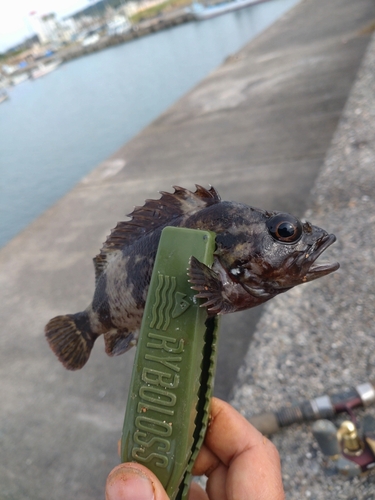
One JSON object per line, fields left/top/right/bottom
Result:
{"left": 121, "top": 226, "right": 220, "bottom": 500}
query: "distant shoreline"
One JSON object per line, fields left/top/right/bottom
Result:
{"left": 61, "top": 10, "right": 194, "bottom": 65}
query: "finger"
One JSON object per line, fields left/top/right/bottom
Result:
{"left": 192, "top": 443, "right": 220, "bottom": 476}
{"left": 193, "top": 398, "right": 266, "bottom": 475}
{"left": 204, "top": 398, "right": 266, "bottom": 463}
{"left": 106, "top": 463, "right": 169, "bottom": 500}
{"left": 206, "top": 463, "right": 228, "bottom": 500}
{"left": 188, "top": 481, "right": 209, "bottom": 500}
{"left": 227, "top": 443, "right": 284, "bottom": 500}
{"left": 197, "top": 398, "right": 284, "bottom": 500}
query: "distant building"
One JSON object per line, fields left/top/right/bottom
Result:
{"left": 58, "top": 18, "right": 78, "bottom": 43}
{"left": 28, "top": 12, "right": 60, "bottom": 44}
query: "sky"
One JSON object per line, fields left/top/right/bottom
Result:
{"left": 0, "top": 0, "right": 91, "bottom": 52}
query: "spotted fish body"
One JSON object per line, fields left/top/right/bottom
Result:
{"left": 45, "top": 185, "right": 339, "bottom": 370}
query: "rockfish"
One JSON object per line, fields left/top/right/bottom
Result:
{"left": 45, "top": 185, "right": 339, "bottom": 370}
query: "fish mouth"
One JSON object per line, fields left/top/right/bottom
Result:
{"left": 303, "top": 233, "right": 340, "bottom": 282}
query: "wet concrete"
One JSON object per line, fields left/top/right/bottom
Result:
{"left": 1, "top": 0, "right": 374, "bottom": 498}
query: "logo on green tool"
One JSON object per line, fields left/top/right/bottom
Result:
{"left": 150, "top": 274, "right": 190, "bottom": 331}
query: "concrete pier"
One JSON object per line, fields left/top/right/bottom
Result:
{"left": 1, "top": 0, "right": 374, "bottom": 498}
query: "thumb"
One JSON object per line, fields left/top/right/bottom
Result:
{"left": 106, "top": 463, "right": 170, "bottom": 500}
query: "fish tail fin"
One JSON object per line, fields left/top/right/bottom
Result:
{"left": 45, "top": 311, "right": 97, "bottom": 370}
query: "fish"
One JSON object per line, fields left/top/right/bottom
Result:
{"left": 45, "top": 185, "right": 339, "bottom": 370}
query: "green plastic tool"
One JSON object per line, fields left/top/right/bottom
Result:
{"left": 121, "top": 227, "right": 220, "bottom": 500}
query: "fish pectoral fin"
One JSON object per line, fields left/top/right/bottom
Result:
{"left": 104, "top": 330, "right": 136, "bottom": 356}
{"left": 242, "top": 282, "right": 271, "bottom": 298}
{"left": 188, "top": 256, "right": 232, "bottom": 315}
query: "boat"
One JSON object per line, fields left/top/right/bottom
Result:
{"left": 106, "top": 16, "right": 132, "bottom": 36}
{"left": 189, "top": 0, "right": 267, "bottom": 20}
{"left": 11, "top": 72, "right": 29, "bottom": 86}
{"left": 81, "top": 33, "right": 100, "bottom": 47}
{"left": 31, "top": 59, "right": 62, "bottom": 80}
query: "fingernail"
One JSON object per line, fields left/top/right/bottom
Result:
{"left": 106, "top": 466, "right": 155, "bottom": 500}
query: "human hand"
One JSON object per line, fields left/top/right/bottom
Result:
{"left": 106, "top": 397, "right": 285, "bottom": 500}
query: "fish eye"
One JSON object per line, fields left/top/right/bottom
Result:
{"left": 266, "top": 214, "right": 302, "bottom": 244}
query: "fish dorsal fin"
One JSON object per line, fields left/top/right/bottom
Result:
{"left": 93, "top": 185, "right": 220, "bottom": 284}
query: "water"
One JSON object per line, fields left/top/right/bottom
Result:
{"left": 0, "top": 0, "right": 298, "bottom": 248}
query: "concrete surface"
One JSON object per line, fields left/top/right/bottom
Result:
{"left": 231, "top": 31, "right": 375, "bottom": 499}
{"left": 1, "top": 0, "right": 374, "bottom": 498}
